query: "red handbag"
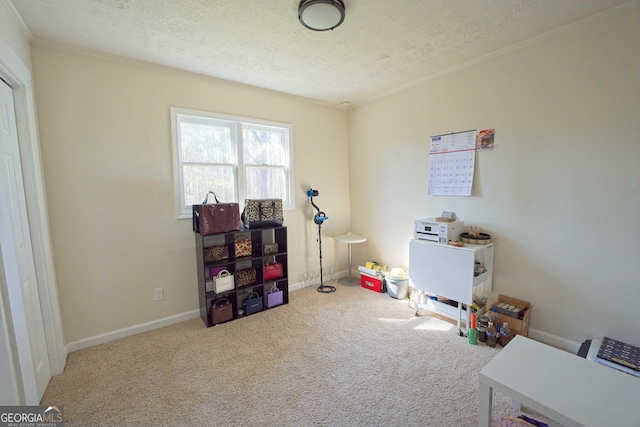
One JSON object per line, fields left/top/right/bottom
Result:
{"left": 264, "top": 261, "right": 283, "bottom": 280}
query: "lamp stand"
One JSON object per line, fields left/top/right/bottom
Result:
{"left": 308, "top": 189, "right": 335, "bottom": 293}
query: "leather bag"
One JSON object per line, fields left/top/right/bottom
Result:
{"left": 193, "top": 192, "right": 241, "bottom": 235}
{"left": 264, "top": 243, "right": 279, "bottom": 254}
{"left": 209, "top": 266, "right": 227, "bottom": 279}
{"left": 244, "top": 292, "right": 263, "bottom": 316}
{"left": 210, "top": 298, "right": 233, "bottom": 325}
{"left": 204, "top": 245, "right": 229, "bottom": 262}
{"left": 213, "top": 270, "right": 235, "bottom": 293}
{"left": 241, "top": 199, "right": 284, "bottom": 229}
{"left": 264, "top": 260, "right": 283, "bottom": 281}
{"left": 234, "top": 235, "right": 252, "bottom": 258}
{"left": 236, "top": 268, "right": 257, "bottom": 287}
{"left": 266, "top": 285, "right": 283, "bottom": 308}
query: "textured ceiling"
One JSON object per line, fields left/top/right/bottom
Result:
{"left": 7, "top": 0, "right": 632, "bottom": 106}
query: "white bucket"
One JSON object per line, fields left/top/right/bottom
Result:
{"left": 385, "top": 277, "right": 409, "bottom": 299}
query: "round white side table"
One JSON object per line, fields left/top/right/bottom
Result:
{"left": 334, "top": 234, "right": 367, "bottom": 284}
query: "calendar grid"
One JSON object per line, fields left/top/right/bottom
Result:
{"left": 428, "top": 130, "right": 476, "bottom": 196}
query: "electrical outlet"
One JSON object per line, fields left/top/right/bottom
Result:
{"left": 306, "top": 258, "right": 311, "bottom": 268}
{"left": 154, "top": 288, "right": 163, "bottom": 301}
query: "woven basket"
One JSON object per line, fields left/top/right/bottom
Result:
{"left": 460, "top": 232, "right": 491, "bottom": 245}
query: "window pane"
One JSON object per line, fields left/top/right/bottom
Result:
{"left": 245, "top": 166, "right": 286, "bottom": 202}
{"left": 173, "top": 107, "right": 294, "bottom": 218}
{"left": 180, "top": 121, "right": 234, "bottom": 163}
{"left": 242, "top": 126, "right": 286, "bottom": 166}
{"left": 183, "top": 165, "right": 236, "bottom": 207}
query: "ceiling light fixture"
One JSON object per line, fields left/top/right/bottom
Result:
{"left": 298, "top": 0, "right": 345, "bottom": 32}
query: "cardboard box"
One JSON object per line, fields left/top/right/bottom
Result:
{"left": 491, "top": 294, "right": 533, "bottom": 337}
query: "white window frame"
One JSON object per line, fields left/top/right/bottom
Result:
{"left": 171, "top": 107, "right": 294, "bottom": 219}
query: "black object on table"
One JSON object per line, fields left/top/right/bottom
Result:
{"left": 577, "top": 339, "right": 592, "bottom": 358}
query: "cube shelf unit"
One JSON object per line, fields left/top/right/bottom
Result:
{"left": 195, "top": 226, "right": 288, "bottom": 327}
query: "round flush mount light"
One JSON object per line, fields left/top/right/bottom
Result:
{"left": 298, "top": 0, "right": 345, "bottom": 31}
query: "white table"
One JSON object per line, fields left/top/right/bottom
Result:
{"left": 478, "top": 335, "right": 640, "bottom": 427}
{"left": 333, "top": 234, "right": 366, "bottom": 284}
{"left": 409, "top": 239, "right": 493, "bottom": 331}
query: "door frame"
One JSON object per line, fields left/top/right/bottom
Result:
{"left": 1, "top": 36, "right": 67, "bottom": 400}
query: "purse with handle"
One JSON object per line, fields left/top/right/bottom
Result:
{"left": 204, "top": 245, "right": 229, "bottom": 262}
{"left": 210, "top": 298, "right": 233, "bottom": 325}
{"left": 264, "top": 260, "right": 283, "bottom": 281}
{"left": 266, "top": 285, "right": 283, "bottom": 308}
{"left": 244, "top": 292, "right": 263, "bottom": 316}
{"left": 213, "top": 270, "right": 235, "bottom": 293}
{"left": 241, "top": 199, "right": 284, "bottom": 229}
{"left": 264, "top": 243, "right": 279, "bottom": 254}
{"left": 209, "top": 265, "right": 227, "bottom": 279}
{"left": 193, "top": 192, "right": 241, "bottom": 235}
{"left": 234, "top": 235, "right": 252, "bottom": 258}
{"left": 236, "top": 267, "right": 257, "bottom": 287}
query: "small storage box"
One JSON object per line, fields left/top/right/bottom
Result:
{"left": 491, "top": 294, "right": 533, "bottom": 337}
{"left": 360, "top": 273, "right": 384, "bottom": 293}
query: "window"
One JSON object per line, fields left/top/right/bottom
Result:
{"left": 171, "top": 108, "right": 294, "bottom": 219}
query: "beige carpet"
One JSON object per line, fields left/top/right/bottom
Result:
{"left": 41, "top": 282, "right": 558, "bottom": 427}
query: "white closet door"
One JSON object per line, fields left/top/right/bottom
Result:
{"left": 0, "top": 78, "right": 51, "bottom": 401}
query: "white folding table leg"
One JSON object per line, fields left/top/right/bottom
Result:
{"left": 511, "top": 398, "right": 521, "bottom": 410}
{"left": 347, "top": 243, "right": 352, "bottom": 282}
{"left": 478, "top": 382, "right": 492, "bottom": 427}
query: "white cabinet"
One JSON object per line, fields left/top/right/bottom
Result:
{"left": 409, "top": 239, "right": 494, "bottom": 330}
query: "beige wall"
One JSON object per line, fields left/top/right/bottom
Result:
{"left": 348, "top": 6, "right": 640, "bottom": 346}
{"left": 27, "top": 4, "right": 640, "bottom": 348}
{"left": 31, "top": 45, "right": 351, "bottom": 343}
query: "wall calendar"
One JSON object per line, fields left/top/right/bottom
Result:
{"left": 428, "top": 130, "right": 476, "bottom": 196}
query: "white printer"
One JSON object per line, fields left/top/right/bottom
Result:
{"left": 413, "top": 218, "right": 464, "bottom": 244}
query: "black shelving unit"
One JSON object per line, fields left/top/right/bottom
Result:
{"left": 195, "top": 226, "right": 288, "bottom": 327}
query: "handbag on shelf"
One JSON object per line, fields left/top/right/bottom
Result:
{"left": 209, "top": 266, "right": 227, "bottom": 279}
{"left": 234, "top": 235, "right": 253, "bottom": 258}
{"left": 206, "top": 265, "right": 226, "bottom": 292}
{"left": 244, "top": 292, "right": 263, "bottom": 316}
{"left": 213, "top": 270, "right": 235, "bottom": 293}
{"left": 263, "top": 243, "right": 279, "bottom": 254}
{"left": 266, "top": 285, "right": 283, "bottom": 308}
{"left": 264, "top": 260, "right": 283, "bottom": 281}
{"left": 204, "top": 245, "right": 229, "bottom": 262}
{"left": 241, "top": 199, "right": 284, "bottom": 229}
{"left": 209, "top": 298, "right": 233, "bottom": 325}
{"left": 193, "top": 192, "right": 241, "bottom": 235}
{"left": 236, "top": 267, "right": 257, "bottom": 287}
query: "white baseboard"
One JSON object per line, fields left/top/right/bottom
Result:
{"left": 68, "top": 272, "right": 352, "bottom": 352}
{"left": 289, "top": 282, "right": 305, "bottom": 292}
{"left": 65, "top": 282, "right": 581, "bottom": 356}
{"left": 289, "top": 270, "right": 348, "bottom": 291}
{"left": 66, "top": 309, "right": 200, "bottom": 353}
{"left": 528, "top": 328, "right": 581, "bottom": 353}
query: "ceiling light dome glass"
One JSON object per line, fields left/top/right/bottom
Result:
{"left": 298, "top": 0, "right": 345, "bottom": 31}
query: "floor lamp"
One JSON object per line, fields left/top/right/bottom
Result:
{"left": 307, "top": 189, "right": 335, "bottom": 293}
